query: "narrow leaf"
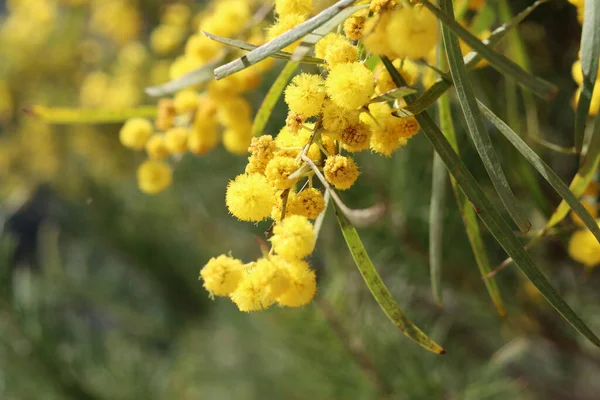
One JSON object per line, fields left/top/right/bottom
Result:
{"left": 574, "top": 0, "right": 600, "bottom": 153}
{"left": 368, "top": 86, "right": 418, "bottom": 104}
{"left": 440, "top": 0, "right": 531, "bottom": 233}
{"left": 395, "top": 0, "right": 549, "bottom": 117}
{"left": 145, "top": 58, "right": 221, "bottom": 97}
{"left": 252, "top": 61, "right": 298, "bottom": 137}
{"left": 479, "top": 101, "right": 600, "bottom": 245}
{"left": 382, "top": 56, "right": 600, "bottom": 348}
{"left": 290, "top": 3, "right": 369, "bottom": 62}
{"left": 202, "top": 31, "right": 325, "bottom": 64}
{"left": 25, "top": 105, "right": 157, "bottom": 124}
{"left": 421, "top": 0, "right": 557, "bottom": 99}
{"left": 214, "top": 0, "right": 356, "bottom": 80}
{"left": 334, "top": 203, "right": 445, "bottom": 354}
{"left": 429, "top": 153, "right": 447, "bottom": 307}
{"left": 436, "top": 52, "right": 506, "bottom": 315}
{"left": 546, "top": 114, "right": 600, "bottom": 229}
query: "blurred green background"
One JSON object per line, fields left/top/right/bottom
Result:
{"left": 1, "top": 0, "right": 600, "bottom": 399}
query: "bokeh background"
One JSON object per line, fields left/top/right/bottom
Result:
{"left": 1, "top": 0, "right": 600, "bottom": 399}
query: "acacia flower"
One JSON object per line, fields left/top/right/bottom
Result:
{"left": 272, "top": 256, "right": 317, "bottom": 307}
{"left": 326, "top": 62, "right": 375, "bottom": 110}
{"left": 226, "top": 173, "right": 276, "bottom": 221}
{"left": 265, "top": 156, "right": 299, "bottom": 190}
{"left": 323, "top": 155, "right": 359, "bottom": 190}
{"left": 284, "top": 73, "right": 326, "bottom": 118}
{"left": 120, "top": 118, "right": 153, "bottom": 150}
{"left": 270, "top": 215, "right": 316, "bottom": 260}
{"left": 137, "top": 160, "right": 173, "bottom": 194}
{"left": 200, "top": 255, "right": 244, "bottom": 296}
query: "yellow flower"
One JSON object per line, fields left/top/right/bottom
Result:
{"left": 184, "top": 33, "right": 222, "bottom": 63}
{"left": 270, "top": 215, "right": 316, "bottom": 259}
{"left": 362, "top": 13, "right": 395, "bottom": 57}
{"left": 386, "top": 5, "right": 438, "bottom": 60}
{"left": 200, "top": 255, "right": 244, "bottom": 296}
{"left": 223, "top": 123, "right": 253, "bottom": 155}
{"left": 322, "top": 99, "right": 361, "bottom": 133}
{"left": 173, "top": 89, "right": 200, "bottom": 114}
{"left": 288, "top": 188, "right": 326, "bottom": 219}
{"left": 326, "top": 62, "right": 375, "bottom": 110}
{"left": 343, "top": 15, "right": 366, "bottom": 40}
{"left": 375, "top": 59, "right": 418, "bottom": 94}
{"left": 273, "top": 257, "right": 317, "bottom": 307}
{"left": 275, "top": 0, "right": 313, "bottom": 16}
{"left": 275, "top": 126, "right": 322, "bottom": 161}
{"left": 137, "top": 160, "right": 173, "bottom": 194}
{"left": 217, "top": 96, "right": 252, "bottom": 128}
{"left": 120, "top": 118, "right": 153, "bottom": 150}
{"left": 150, "top": 24, "right": 185, "bottom": 55}
{"left": 341, "top": 121, "right": 372, "bottom": 152}
{"left": 145, "top": 134, "right": 169, "bottom": 160}
{"left": 284, "top": 73, "right": 326, "bottom": 117}
{"left": 246, "top": 135, "right": 277, "bottom": 175}
{"left": 568, "top": 229, "right": 600, "bottom": 267}
{"left": 188, "top": 124, "right": 219, "bottom": 155}
{"left": 265, "top": 156, "right": 299, "bottom": 190}
{"left": 370, "top": 0, "right": 397, "bottom": 13}
{"left": 165, "top": 127, "right": 190, "bottom": 154}
{"left": 226, "top": 173, "right": 276, "bottom": 221}
{"left": 230, "top": 258, "right": 290, "bottom": 312}
{"left": 323, "top": 155, "right": 359, "bottom": 190}
{"left": 315, "top": 33, "right": 345, "bottom": 59}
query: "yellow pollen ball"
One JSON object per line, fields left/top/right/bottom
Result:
{"left": 120, "top": 118, "right": 153, "bottom": 150}
{"left": 137, "top": 160, "right": 173, "bottom": 195}
{"left": 145, "top": 134, "right": 169, "bottom": 160}
{"left": 246, "top": 135, "right": 277, "bottom": 175}
{"left": 188, "top": 124, "right": 219, "bottom": 155}
{"left": 200, "top": 255, "right": 244, "bottom": 296}
{"left": 323, "top": 155, "right": 359, "bottom": 190}
{"left": 272, "top": 256, "right": 317, "bottom": 307}
{"left": 275, "top": 0, "right": 313, "bottom": 16}
{"left": 326, "top": 62, "right": 375, "bottom": 110}
{"left": 568, "top": 229, "right": 600, "bottom": 267}
{"left": 173, "top": 89, "right": 200, "bottom": 114}
{"left": 341, "top": 121, "right": 372, "bottom": 152}
{"left": 223, "top": 123, "right": 253, "bottom": 155}
{"left": 344, "top": 15, "right": 366, "bottom": 40}
{"left": 165, "top": 127, "right": 190, "bottom": 154}
{"left": 267, "top": 13, "right": 307, "bottom": 52}
{"left": 265, "top": 156, "right": 299, "bottom": 190}
{"left": 270, "top": 215, "right": 316, "bottom": 259}
{"left": 322, "top": 100, "right": 360, "bottom": 133}
{"left": 226, "top": 173, "right": 276, "bottom": 221}
{"left": 284, "top": 73, "right": 326, "bottom": 117}
{"left": 386, "top": 6, "right": 438, "bottom": 60}
{"left": 230, "top": 258, "right": 290, "bottom": 312}
{"left": 288, "top": 188, "right": 326, "bottom": 219}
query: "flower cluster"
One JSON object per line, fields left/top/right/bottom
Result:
{"left": 200, "top": 215, "right": 318, "bottom": 312}
{"left": 568, "top": 183, "right": 600, "bottom": 268}
{"left": 117, "top": 0, "right": 275, "bottom": 194}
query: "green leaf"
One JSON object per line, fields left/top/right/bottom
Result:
{"left": 368, "top": 86, "right": 418, "bottom": 104}
{"left": 25, "top": 105, "right": 157, "bottom": 124}
{"left": 440, "top": 0, "right": 530, "bottom": 233}
{"left": 202, "top": 31, "right": 325, "bottom": 64}
{"left": 436, "top": 53, "right": 506, "bottom": 316}
{"left": 421, "top": 0, "right": 556, "bottom": 99}
{"left": 574, "top": 0, "right": 600, "bottom": 153}
{"left": 382, "top": 56, "right": 600, "bottom": 348}
{"left": 334, "top": 203, "right": 445, "bottom": 355}
{"left": 478, "top": 101, "right": 600, "bottom": 245}
{"left": 252, "top": 61, "right": 298, "bottom": 137}
{"left": 214, "top": 0, "right": 356, "bottom": 80}
{"left": 395, "top": 0, "right": 549, "bottom": 117}
{"left": 546, "top": 114, "right": 600, "bottom": 229}
{"left": 290, "top": 3, "right": 370, "bottom": 62}
{"left": 145, "top": 58, "right": 220, "bottom": 97}
{"left": 429, "top": 152, "right": 447, "bottom": 307}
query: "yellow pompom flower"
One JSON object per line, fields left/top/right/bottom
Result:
{"left": 324, "top": 40, "right": 358, "bottom": 67}
{"left": 275, "top": 127, "right": 322, "bottom": 161}
{"left": 275, "top": 0, "right": 313, "bottom": 16}
{"left": 145, "top": 134, "right": 169, "bottom": 160}
{"left": 270, "top": 215, "right": 316, "bottom": 259}
{"left": 386, "top": 5, "right": 438, "bottom": 60}
{"left": 185, "top": 33, "right": 222, "bottom": 63}
{"left": 223, "top": 123, "right": 253, "bottom": 155}
{"left": 173, "top": 89, "right": 200, "bottom": 114}
{"left": 370, "top": 0, "right": 397, "bottom": 13}
{"left": 226, "top": 174, "right": 276, "bottom": 221}
{"left": 273, "top": 257, "right": 317, "bottom": 307}
{"left": 344, "top": 15, "right": 366, "bottom": 40}
{"left": 230, "top": 258, "right": 290, "bottom": 312}
{"left": 568, "top": 229, "right": 600, "bottom": 267}
{"left": 267, "top": 13, "right": 307, "bottom": 52}
{"left": 120, "top": 118, "right": 153, "bottom": 150}
{"left": 137, "top": 160, "right": 173, "bottom": 194}
{"left": 289, "top": 188, "right": 325, "bottom": 219}
{"left": 150, "top": 24, "right": 185, "bottom": 55}
{"left": 246, "top": 135, "right": 277, "bottom": 175}
{"left": 200, "top": 255, "right": 244, "bottom": 296}
{"left": 188, "top": 124, "right": 219, "bottom": 155}
{"left": 265, "top": 156, "right": 299, "bottom": 190}
{"left": 323, "top": 155, "right": 359, "bottom": 190}
{"left": 322, "top": 100, "right": 361, "bottom": 133}
{"left": 326, "top": 62, "right": 375, "bottom": 110}
{"left": 284, "top": 73, "right": 326, "bottom": 117}
{"left": 375, "top": 59, "right": 418, "bottom": 94}
{"left": 217, "top": 96, "right": 252, "bottom": 128}
{"left": 315, "top": 33, "right": 345, "bottom": 59}
{"left": 362, "top": 13, "right": 395, "bottom": 57}
{"left": 341, "top": 121, "right": 372, "bottom": 152}
{"left": 370, "top": 127, "right": 408, "bottom": 157}
{"left": 165, "top": 127, "right": 190, "bottom": 154}
{"left": 570, "top": 200, "right": 598, "bottom": 227}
